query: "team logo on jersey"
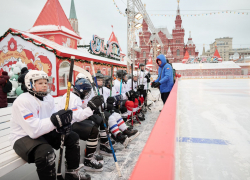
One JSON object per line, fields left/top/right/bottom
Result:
{"left": 167, "top": 68, "right": 169, "bottom": 69}
{"left": 72, "top": 107, "right": 77, "bottom": 111}
{"left": 82, "top": 100, "right": 84, "bottom": 104}
{"left": 116, "top": 91, "right": 119, "bottom": 94}
{"left": 23, "top": 113, "right": 33, "bottom": 120}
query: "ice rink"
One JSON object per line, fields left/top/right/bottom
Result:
{"left": 176, "top": 79, "right": 250, "bottom": 180}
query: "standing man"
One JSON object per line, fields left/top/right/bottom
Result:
{"left": 151, "top": 54, "right": 174, "bottom": 105}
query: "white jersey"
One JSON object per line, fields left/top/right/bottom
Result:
{"left": 99, "top": 87, "right": 115, "bottom": 102}
{"left": 9, "top": 93, "right": 56, "bottom": 147}
{"left": 127, "top": 79, "right": 138, "bottom": 91}
{"left": 58, "top": 92, "right": 93, "bottom": 124}
{"left": 138, "top": 70, "right": 148, "bottom": 90}
{"left": 113, "top": 79, "right": 128, "bottom": 99}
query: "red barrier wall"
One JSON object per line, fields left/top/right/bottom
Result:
{"left": 130, "top": 79, "right": 179, "bottom": 180}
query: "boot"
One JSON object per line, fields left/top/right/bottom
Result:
{"left": 123, "top": 129, "right": 140, "bottom": 142}
{"left": 65, "top": 165, "right": 91, "bottom": 180}
{"left": 84, "top": 153, "right": 103, "bottom": 172}
{"left": 99, "top": 141, "right": 115, "bottom": 156}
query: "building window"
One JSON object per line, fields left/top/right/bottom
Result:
{"left": 143, "top": 51, "right": 146, "bottom": 58}
{"left": 177, "top": 49, "right": 180, "bottom": 56}
{"left": 189, "top": 51, "right": 191, "bottom": 55}
{"left": 59, "top": 61, "right": 71, "bottom": 90}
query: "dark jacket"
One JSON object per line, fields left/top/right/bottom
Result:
{"left": 155, "top": 54, "right": 174, "bottom": 93}
{"left": 0, "top": 71, "right": 10, "bottom": 108}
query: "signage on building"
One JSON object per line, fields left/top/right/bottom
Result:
{"left": 89, "top": 35, "right": 123, "bottom": 61}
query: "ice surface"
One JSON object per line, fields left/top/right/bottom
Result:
{"left": 176, "top": 79, "right": 250, "bottom": 180}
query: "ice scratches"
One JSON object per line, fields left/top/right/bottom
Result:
{"left": 90, "top": 89, "right": 162, "bottom": 180}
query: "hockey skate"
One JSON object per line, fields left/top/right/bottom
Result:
{"left": 137, "top": 111, "right": 145, "bottom": 121}
{"left": 84, "top": 153, "right": 103, "bottom": 172}
{"left": 93, "top": 152, "right": 104, "bottom": 164}
{"left": 112, "top": 132, "right": 130, "bottom": 148}
{"left": 99, "top": 141, "right": 115, "bottom": 156}
{"left": 65, "top": 165, "right": 91, "bottom": 180}
{"left": 123, "top": 129, "right": 140, "bottom": 142}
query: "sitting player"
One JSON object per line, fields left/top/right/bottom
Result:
{"left": 58, "top": 78, "right": 114, "bottom": 172}
{"left": 10, "top": 70, "right": 90, "bottom": 180}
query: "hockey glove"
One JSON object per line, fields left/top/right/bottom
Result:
{"left": 107, "top": 96, "right": 115, "bottom": 104}
{"left": 154, "top": 82, "right": 161, "bottom": 88}
{"left": 145, "top": 73, "right": 151, "bottom": 82}
{"left": 126, "top": 90, "right": 135, "bottom": 99}
{"left": 51, "top": 109, "right": 73, "bottom": 130}
{"left": 137, "top": 85, "right": 145, "bottom": 91}
{"left": 87, "top": 95, "right": 104, "bottom": 111}
{"left": 120, "top": 106, "right": 127, "bottom": 113}
{"left": 104, "top": 103, "right": 114, "bottom": 112}
{"left": 134, "top": 91, "right": 140, "bottom": 98}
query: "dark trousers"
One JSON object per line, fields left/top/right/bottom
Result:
{"left": 161, "top": 92, "right": 170, "bottom": 104}
{"left": 14, "top": 130, "right": 80, "bottom": 180}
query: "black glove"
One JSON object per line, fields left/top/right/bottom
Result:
{"left": 134, "top": 91, "right": 139, "bottom": 98}
{"left": 137, "top": 85, "right": 145, "bottom": 91}
{"left": 145, "top": 73, "right": 150, "bottom": 81}
{"left": 107, "top": 97, "right": 115, "bottom": 104}
{"left": 154, "top": 82, "right": 161, "bottom": 87}
{"left": 104, "top": 103, "right": 113, "bottom": 111}
{"left": 126, "top": 90, "right": 135, "bottom": 99}
{"left": 138, "top": 99, "right": 142, "bottom": 106}
{"left": 120, "top": 106, "right": 127, "bottom": 113}
{"left": 87, "top": 95, "right": 104, "bottom": 111}
{"left": 151, "top": 82, "right": 156, "bottom": 88}
{"left": 51, "top": 109, "right": 73, "bottom": 130}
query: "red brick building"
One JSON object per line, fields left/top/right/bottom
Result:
{"left": 136, "top": 2, "right": 199, "bottom": 65}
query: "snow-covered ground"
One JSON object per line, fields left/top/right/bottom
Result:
{"left": 176, "top": 79, "right": 250, "bottom": 180}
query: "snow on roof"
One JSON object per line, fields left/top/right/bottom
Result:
{"left": 18, "top": 29, "right": 126, "bottom": 66}
{"left": 172, "top": 61, "right": 241, "bottom": 70}
{"left": 27, "top": 25, "right": 80, "bottom": 39}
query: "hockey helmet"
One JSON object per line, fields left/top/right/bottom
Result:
{"left": 24, "top": 70, "right": 50, "bottom": 97}
{"left": 76, "top": 73, "right": 88, "bottom": 81}
{"left": 104, "top": 75, "right": 114, "bottom": 89}
{"left": 116, "top": 70, "right": 127, "bottom": 79}
{"left": 73, "top": 78, "right": 92, "bottom": 100}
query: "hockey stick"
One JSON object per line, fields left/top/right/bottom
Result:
{"left": 110, "top": 65, "right": 113, "bottom": 97}
{"left": 130, "top": 64, "right": 134, "bottom": 126}
{"left": 57, "top": 57, "right": 75, "bottom": 180}
{"left": 74, "top": 63, "right": 122, "bottom": 177}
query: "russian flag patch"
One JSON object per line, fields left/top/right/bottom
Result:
{"left": 23, "top": 113, "right": 33, "bottom": 120}
{"left": 72, "top": 107, "right": 77, "bottom": 111}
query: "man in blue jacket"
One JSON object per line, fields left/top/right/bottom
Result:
{"left": 151, "top": 54, "right": 174, "bottom": 104}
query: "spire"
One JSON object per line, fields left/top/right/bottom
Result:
{"left": 32, "top": 0, "right": 74, "bottom": 31}
{"left": 177, "top": 0, "right": 180, "bottom": 15}
{"left": 189, "top": 31, "right": 191, "bottom": 38}
{"left": 202, "top": 44, "right": 206, "bottom": 55}
{"left": 69, "top": 0, "right": 77, "bottom": 19}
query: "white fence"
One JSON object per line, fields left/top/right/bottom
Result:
{"left": 181, "top": 75, "right": 250, "bottom": 79}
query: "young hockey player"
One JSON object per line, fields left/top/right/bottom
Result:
{"left": 127, "top": 71, "right": 145, "bottom": 121}
{"left": 58, "top": 77, "right": 114, "bottom": 172}
{"left": 10, "top": 70, "right": 90, "bottom": 180}
{"left": 98, "top": 74, "right": 140, "bottom": 143}
{"left": 138, "top": 63, "right": 151, "bottom": 111}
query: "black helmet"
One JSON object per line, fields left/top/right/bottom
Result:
{"left": 96, "top": 70, "right": 104, "bottom": 79}
{"left": 73, "top": 78, "right": 92, "bottom": 100}
{"left": 139, "top": 63, "right": 145, "bottom": 67}
{"left": 104, "top": 75, "right": 113, "bottom": 89}
{"left": 116, "top": 70, "right": 127, "bottom": 79}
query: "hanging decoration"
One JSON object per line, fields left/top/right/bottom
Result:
{"left": 112, "top": 0, "right": 127, "bottom": 17}
{"left": 0, "top": 29, "right": 126, "bottom": 69}
{"left": 149, "top": 10, "right": 249, "bottom": 17}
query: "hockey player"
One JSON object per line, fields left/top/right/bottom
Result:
{"left": 138, "top": 63, "right": 151, "bottom": 110}
{"left": 58, "top": 77, "right": 114, "bottom": 172}
{"left": 113, "top": 70, "right": 142, "bottom": 123}
{"left": 10, "top": 70, "right": 90, "bottom": 180}
{"left": 127, "top": 71, "right": 145, "bottom": 121}
{"left": 99, "top": 75, "right": 140, "bottom": 143}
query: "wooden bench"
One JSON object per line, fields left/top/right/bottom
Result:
{"left": 0, "top": 96, "right": 61, "bottom": 178}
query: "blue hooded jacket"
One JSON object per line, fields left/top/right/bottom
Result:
{"left": 154, "top": 54, "right": 174, "bottom": 93}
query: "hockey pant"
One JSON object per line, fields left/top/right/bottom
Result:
{"left": 108, "top": 112, "right": 128, "bottom": 137}
{"left": 13, "top": 130, "right": 80, "bottom": 180}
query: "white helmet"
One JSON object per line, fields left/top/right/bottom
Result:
{"left": 133, "top": 71, "right": 138, "bottom": 76}
{"left": 76, "top": 73, "right": 87, "bottom": 80}
{"left": 25, "top": 70, "right": 50, "bottom": 97}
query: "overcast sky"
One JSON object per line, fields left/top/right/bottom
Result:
{"left": 0, "top": 0, "right": 250, "bottom": 54}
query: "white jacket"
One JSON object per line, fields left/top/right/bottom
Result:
{"left": 9, "top": 93, "right": 56, "bottom": 147}
{"left": 58, "top": 92, "right": 93, "bottom": 124}
{"left": 113, "top": 79, "right": 128, "bottom": 99}
{"left": 127, "top": 79, "right": 138, "bottom": 91}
